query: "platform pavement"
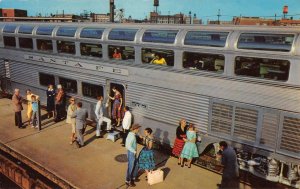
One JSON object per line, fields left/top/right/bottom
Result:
{"left": 0, "top": 98, "right": 251, "bottom": 189}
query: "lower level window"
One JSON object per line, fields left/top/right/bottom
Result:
{"left": 59, "top": 77, "right": 77, "bottom": 93}
{"left": 235, "top": 56, "right": 290, "bottom": 81}
{"left": 142, "top": 48, "right": 174, "bottom": 66}
{"left": 3, "top": 36, "right": 16, "bottom": 47}
{"left": 19, "top": 38, "right": 33, "bottom": 49}
{"left": 183, "top": 52, "right": 224, "bottom": 73}
{"left": 57, "top": 41, "right": 75, "bottom": 54}
{"left": 82, "top": 82, "right": 103, "bottom": 99}
{"left": 39, "top": 73, "right": 55, "bottom": 86}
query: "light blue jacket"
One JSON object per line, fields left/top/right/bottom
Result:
{"left": 125, "top": 132, "right": 137, "bottom": 154}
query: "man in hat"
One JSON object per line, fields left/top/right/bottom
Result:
{"left": 125, "top": 124, "right": 141, "bottom": 187}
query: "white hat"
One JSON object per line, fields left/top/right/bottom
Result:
{"left": 57, "top": 84, "right": 62, "bottom": 89}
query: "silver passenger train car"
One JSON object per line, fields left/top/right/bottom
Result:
{"left": 0, "top": 22, "right": 299, "bottom": 188}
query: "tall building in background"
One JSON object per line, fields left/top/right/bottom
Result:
{"left": 150, "top": 12, "right": 184, "bottom": 24}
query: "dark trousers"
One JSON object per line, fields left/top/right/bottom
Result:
{"left": 122, "top": 129, "right": 129, "bottom": 144}
{"left": 220, "top": 176, "right": 239, "bottom": 189}
{"left": 15, "top": 111, "right": 22, "bottom": 128}
{"left": 55, "top": 104, "right": 64, "bottom": 121}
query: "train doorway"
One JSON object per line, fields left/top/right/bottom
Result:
{"left": 107, "top": 82, "right": 125, "bottom": 128}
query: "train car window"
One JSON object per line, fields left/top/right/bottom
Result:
{"left": 56, "top": 27, "right": 77, "bottom": 37}
{"left": 19, "top": 38, "right": 33, "bottom": 49}
{"left": 142, "top": 48, "right": 174, "bottom": 66}
{"left": 142, "top": 30, "right": 178, "bottom": 44}
{"left": 3, "top": 36, "right": 16, "bottom": 47}
{"left": 82, "top": 82, "right": 103, "bottom": 99}
{"left": 18, "top": 25, "right": 34, "bottom": 34}
{"left": 80, "top": 43, "right": 102, "bottom": 58}
{"left": 108, "top": 45, "right": 135, "bottom": 61}
{"left": 184, "top": 31, "right": 228, "bottom": 47}
{"left": 183, "top": 52, "right": 225, "bottom": 73}
{"left": 3, "top": 25, "right": 17, "bottom": 33}
{"left": 80, "top": 28, "right": 104, "bottom": 39}
{"left": 36, "top": 26, "right": 55, "bottom": 36}
{"left": 39, "top": 73, "right": 55, "bottom": 86}
{"left": 59, "top": 77, "right": 77, "bottom": 93}
{"left": 238, "top": 33, "right": 294, "bottom": 52}
{"left": 37, "top": 39, "right": 53, "bottom": 51}
{"left": 108, "top": 28, "right": 137, "bottom": 41}
{"left": 235, "top": 56, "right": 290, "bottom": 81}
{"left": 57, "top": 41, "right": 75, "bottom": 54}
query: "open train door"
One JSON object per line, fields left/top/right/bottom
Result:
{"left": 107, "top": 81, "right": 126, "bottom": 128}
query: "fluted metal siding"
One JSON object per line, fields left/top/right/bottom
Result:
{"left": 280, "top": 116, "right": 300, "bottom": 154}
{"left": 260, "top": 111, "right": 279, "bottom": 149}
{"left": 0, "top": 60, "right": 4, "bottom": 77}
{"left": 126, "top": 83, "right": 210, "bottom": 133}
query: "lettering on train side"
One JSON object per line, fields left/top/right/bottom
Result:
{"left": 74, "top": 63, "right": 83, "bottom": 67}
{"left": 131, "top": 101, "right": 148, "bottom": 110}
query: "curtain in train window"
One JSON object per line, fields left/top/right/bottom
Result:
{"left": 183, "top": 52, "right": 225, "bottom": 73}
{"left": 235, "top": 56, "right": 290, "bottom": 81}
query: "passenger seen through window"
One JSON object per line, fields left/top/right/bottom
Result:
{"left": 142, "top": 48, "right": 174, "bottom": 66}
{"left": 80, "top": 43, "right": 102, "bottom": 58}
{"left": 57, "top": 41, "right": 75, "bottom": 54}
{"left": 108, "top": 45, "right": 135, "bottom": 61}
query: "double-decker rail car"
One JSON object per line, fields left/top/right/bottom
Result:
{"left": 0, "top": 22, "right": 299, "bottom": 188}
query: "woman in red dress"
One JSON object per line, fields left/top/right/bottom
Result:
{"left": 109, "top": 87, "right": 123, "bottom": 127}
{"left": 112, "top": 48, "right": 122, "bottom": 60}
{"left": 172, "top": 119, "right": 188, "bottom": 166}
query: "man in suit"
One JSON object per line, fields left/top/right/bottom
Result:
{"left": 71, "top": 102, "right": 88, "bottom": 148}
{"left": 218, "top": 141, "right": 239, "bottom": 189}
{"left": 12, "top": 88, "right": 24, "bottom": 129}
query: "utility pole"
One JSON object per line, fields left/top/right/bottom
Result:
{"left": 217, "top": 9, "right": 221, "bottom": 25}
{"left": 109, "top": 0, "right": 115, "bottom": 22}
{"left": 189, "top": 11, "right": 191, "bottom": 24}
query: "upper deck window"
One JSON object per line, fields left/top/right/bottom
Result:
{"left": 18, "top": 25, "right": 34, "bottom": 34}
{"left": 36, "top": 26, "right": 55, "bottom": 36}
{"left": 184, "top": 31, "right": 229, "bottom": 47}
{"left": 56, "top": 27, "right": 77, "bottom": 37}
{"left": 237, "top": 33, "right": 294, "bottom": 52}
{"left": 3, "top": 25, "right": 17, "bottom": 33}
{"left": 108, "top": 29, "right": 137, "bottom": 41}
{"left": 80, "top": 28, "right": 104, "bottom": 39}
{"left": 142, "top": 30, "right": 178, "bottom": 44}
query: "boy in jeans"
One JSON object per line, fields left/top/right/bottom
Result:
{"left": 31, "top": 95, "right": 39, "bottom": 128}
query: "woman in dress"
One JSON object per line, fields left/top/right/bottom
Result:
{"left": 138, "top": 128, "right": 155, "bottom": 180}
{"left": 180, "top": 124, "right": 199, "bottom": 168}
{"left": 26, "top": 89, "right": 39, "bottom": 126}
{"left": 66, "top": 97, "right": 76, "bottom": 144}
{"left": 172, "top": 119, "right": 188, "bottom": 165}
{"left": 46, "top": 84, "right": 55, "bottom": 119}
{"left": 109, "top": 87, "right": 123, "bottom": 127}
{"left": 112, "top": 48, "right": 122, "bottom": 60}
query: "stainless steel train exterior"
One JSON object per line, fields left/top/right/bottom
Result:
{"left": 0, "top": 22, "right": 299, "bottom": 188}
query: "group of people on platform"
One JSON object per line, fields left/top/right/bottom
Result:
{"left": 11, "top": 85, "right": 239, "bottom": 188}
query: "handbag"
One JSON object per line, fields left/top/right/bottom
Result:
{"left": 147, "top": 169, "right": 164, "bottom": 185}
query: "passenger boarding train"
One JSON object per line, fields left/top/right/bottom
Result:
{"left": 0, "top": 22, "right": 299, "bottom": 188}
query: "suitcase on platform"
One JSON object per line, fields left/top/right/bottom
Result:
{"left": 147, "top": 169, "right": 164, "bottom": 185}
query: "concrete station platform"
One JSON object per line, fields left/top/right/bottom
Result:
{"left": 0, "top": 98, "right": 252, "bottom": 189}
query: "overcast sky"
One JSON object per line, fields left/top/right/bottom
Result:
{"left": 2, "top": 0, "right": 300, "bottom": 20}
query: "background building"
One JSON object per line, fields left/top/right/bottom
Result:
{"left": 0, "top": 8, "right": 27, "bottom": 21}
{"left": 150, "top": 12, "right": 184, "bottom": 24}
